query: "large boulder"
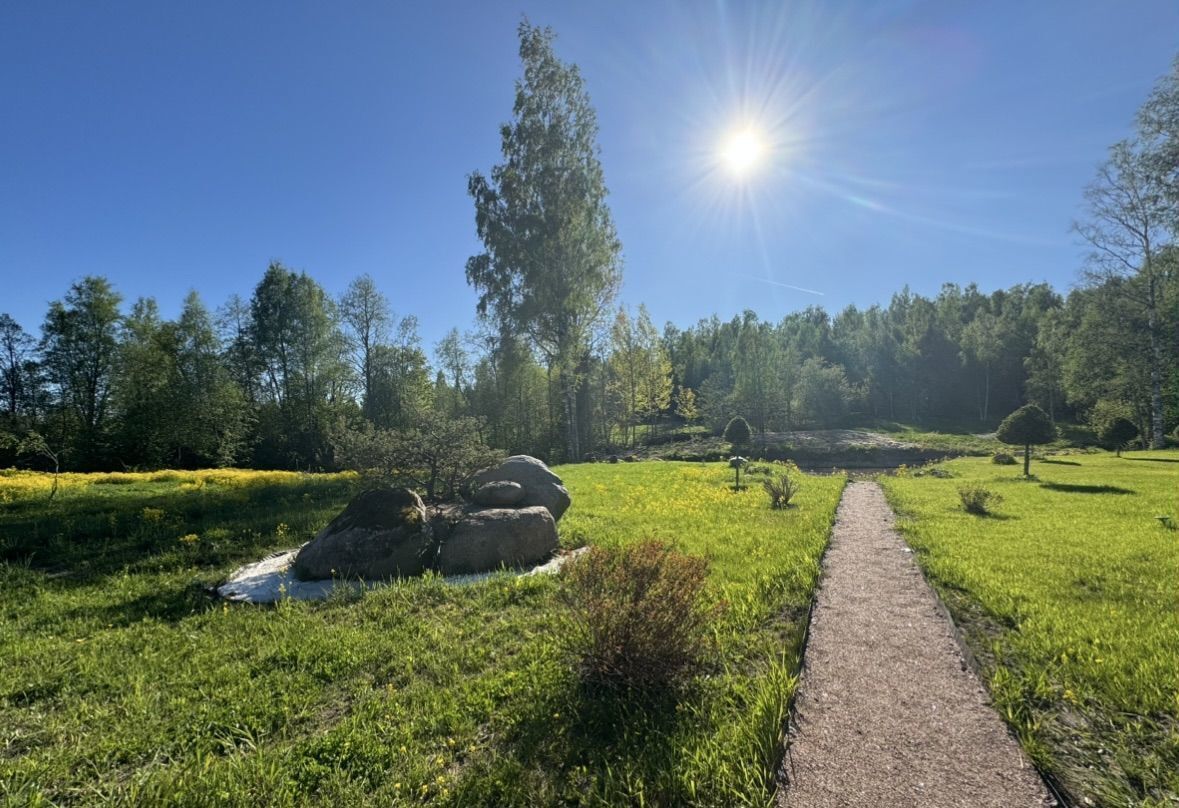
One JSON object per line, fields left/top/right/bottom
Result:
{"left": 471, "top": 480, "right": 526, "bottom": 507}
{"left": 293, "top": 488, "right": 430, "bottom": 580}
{"left": 437, "top": 506, "right": 558, "bottom": 575}
{"left": 469, "top": 455, "right": 571, "bottom": 522}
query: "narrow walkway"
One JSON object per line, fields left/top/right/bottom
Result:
{"left": 779, "top": 482, "right": 1052, "bottom": 808}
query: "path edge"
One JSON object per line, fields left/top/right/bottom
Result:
{"left": 771, "top": 476, "right": 847, "bottom": 801}
{"left": 881, "top": 485, "right": 1074, "bottom": 808}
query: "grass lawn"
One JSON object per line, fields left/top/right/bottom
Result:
{"left": 880, "top": 451, "right": 1179, "bottom": 808}
{"left": 1, "top": 462, "right": 844, "bottom": 806}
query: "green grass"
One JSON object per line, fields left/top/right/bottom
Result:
{"left": 1, "top": 462, "right": 845, "bottom": 806}
{"left": 880, "top": 451, "right": 1179, "bottom": 808}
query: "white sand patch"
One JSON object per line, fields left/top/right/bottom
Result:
{"left": 216, "top": 545, "right": 589, "bottom": 604}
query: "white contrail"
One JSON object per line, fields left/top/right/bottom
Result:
{"left": 739, "top": 273, "right": 825, "bottom": 296}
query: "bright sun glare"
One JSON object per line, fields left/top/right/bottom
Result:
{"left": 719, "top": 128, "right": 766, "bottom": 177}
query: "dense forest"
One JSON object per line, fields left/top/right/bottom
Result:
{"left": 2, "top": 28, "right": 1177, "bottom": 472}
{"left": 1, "top": 264, "right": 1174, "bottom": 472}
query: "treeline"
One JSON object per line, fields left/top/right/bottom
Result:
{"left": 1, "top": 263, "right": 1175, "bottom": 472}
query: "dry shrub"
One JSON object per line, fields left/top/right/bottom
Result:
{"left": 958, "top": 484, "right": 1003, "bottom": 515}
{"left": 560, "top": 540, "right": 718, "bottom": 690}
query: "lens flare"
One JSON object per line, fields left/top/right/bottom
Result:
{"left": 719, "top": 128, "right": 766, "bottom": 177}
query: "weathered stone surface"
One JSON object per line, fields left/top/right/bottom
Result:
{"left": 469, "top": 455, "right": 571, "bottom": 522}
{"left": 437, "top": 506, "right": 558, "bottom": 575}
{"left": 471, "top": 480, "right": 526, "bottom": 507}
{"left": 293, "top": 488, "right": 430, "bottom": 580}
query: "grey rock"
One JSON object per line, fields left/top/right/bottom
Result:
{"left": 437, "top": 506, "right": 558, "bottom": 575}
{"left": 293, "top": 488, "right": 430, "bottom": 580}
{"left": 469, "top": 455, "right": 571, "bottom": 522}
{"left": 471, "top": 480, "right": 527, "bottom": 507}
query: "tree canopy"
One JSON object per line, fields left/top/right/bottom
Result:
{"left": 466, "top": 20, "right": 622, "bottom": 461}
{"left": 997, "top": 404, "right": 1057, "bottom": 476}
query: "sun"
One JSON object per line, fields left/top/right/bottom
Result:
{"left": 719, "top": 127, "right": 766, "bottom": 177}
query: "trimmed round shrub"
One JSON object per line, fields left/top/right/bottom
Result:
{"left": 991, "top": 452, "right": 1017, "bottom": 466}
{"left": 723, "top": 416, "right": 752, "bottom": 447}
{"left": 996, "top": 404, "right": 1056, "bottom": 476}
{"left": 1098, "top": 417, "right": 1138, "bottom": 456}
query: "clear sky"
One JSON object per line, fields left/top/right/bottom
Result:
{"left": 2, "top": 1, "right": 1177, "bottom": 353}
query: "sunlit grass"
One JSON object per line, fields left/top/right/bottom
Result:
{"left": 1, "top": 462, "right": 844, "bottom": 806}
{"left": 881, "top": 451, "right": 1179, "bottom": 807}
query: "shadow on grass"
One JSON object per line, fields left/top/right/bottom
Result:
{"left": 462, "top": 677, "right": 691, "bottom": 805}
{"left": 1040, "top": 482, "right": 1135, "bottom": 495}
{"left": 58, "top": 581, "right": 217, "bottom": 628}
{"left": 0, "top": 478, "right": 356, "bottom": 582}
{"left": 1125, "top": 457, "right": 1179, "bottom": 463}
{"left": 1041, "top": 459, "right": 1082, "bottom": 466}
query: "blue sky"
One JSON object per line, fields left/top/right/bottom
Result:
{"left": 2, "top": 1, "right": 1176, "bottom": 353}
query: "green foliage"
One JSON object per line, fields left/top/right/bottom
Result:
{"left": 466, "top": 20, "right": 622, "bottom": 461}
{"left": 882, "top": 452, "right": 1179, "bottom": 805}
{"left": 997, "top": 404, "right": 1057, "bottom": 475}
{"left": 560, "top": 540, "right": 716, "bottom": 689}
{"left": 333, "top": 410, "right": 502, "bottom": 501}
{"left": 992, "top": 452, "right": 1017, "bottom": 465}
{"left": 723, "top": 416, "right": 752, "bottom": 447}
{"left": 1098, "top": 417, "right": 1139, "bottom": 455}
{"left": 38, "top": 276, "right": 123, "bottom": 467}
{"left": 248, "top": 262, "right": 351, "bottom": 468}
{"left": 793, "top": 357, "right": 854, "bottom": 427}
{"left": 607, "top": 305, "right": 672, "bottom": 448}
{"left": 762, "top": 471, "right": 801, "bottom": 509}
{"left": 957, "top": 483, "right": 1002, "bottom": 515}
{"left": 997, "top": 404, "right": 1057, "bottom": 447}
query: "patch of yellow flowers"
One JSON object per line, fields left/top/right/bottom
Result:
{"left": 0, "top": 467, "right": 357, "bottom": 501}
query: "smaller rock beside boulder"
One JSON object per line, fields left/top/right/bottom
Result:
{"left": 469, "top": 455, "right": 571, "bottom": 522}
{"left": 293, "top": 488, "right": 430, "bottom": 581}
{"left": 471, "top": 480, "right": 526, "bottom": 507}
{"left": 437, "top": 506, "right": 558, "bottom": 575}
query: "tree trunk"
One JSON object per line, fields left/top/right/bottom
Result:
{"left": 1147, "top": 307, "right": 1166, "bottom": 449}
{"left": 983, "top": 366, "right": 990, "bottom": 422}
{"left": 1023, "top": 443, "right": 1031, "bottom": 477}
{"left": 563, "top": 373, "right": 580, "bottom": 462}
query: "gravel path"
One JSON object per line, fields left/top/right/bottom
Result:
{"left": 779, "top": 482, "right": 1053, "bottom": 808}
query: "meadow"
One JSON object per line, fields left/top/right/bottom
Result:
{"left": 881, "top": 451, "right": 1179, "bottom": 808}
{"left": 0, "top": 462, "right": 845, "bottom": 806}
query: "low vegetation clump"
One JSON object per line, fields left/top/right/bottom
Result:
{"left": 763, "top": 472, "right": 801, "bottom": 509}
{"left": 957, "top": 483, "right": 1002, "bottom": 515}
{"left": 0, "top": 461, "right": 846, "bottom": 805}
{"left": 560, "top": 540, "right": 715, "bottom": 689}
{"left": 992, "top": 451, "right": 1017, "bottom": 465}
{"left": 882, "top": 451, "right": 1179, "bottom": 806}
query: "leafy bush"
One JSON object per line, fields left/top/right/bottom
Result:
{"left": 723, "top": 416, "right": 752, "bottom": 448}
{"left": 992, "top": 452, "right": 1017, "bottom": 465}
{"left": 762, "top": 472, "right": 800, "bottom": 508}
{"left": 958, "top": 484, "right": 1002, "bottom": 515}
{"left": 560, "top": 540, "right": 718, "bottom": 690}
{"left": 1098, "top": 417, "right": 1138, "bottom": 456}
{"left": 333, "top": 411, "right": 502, "bottom": 501}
